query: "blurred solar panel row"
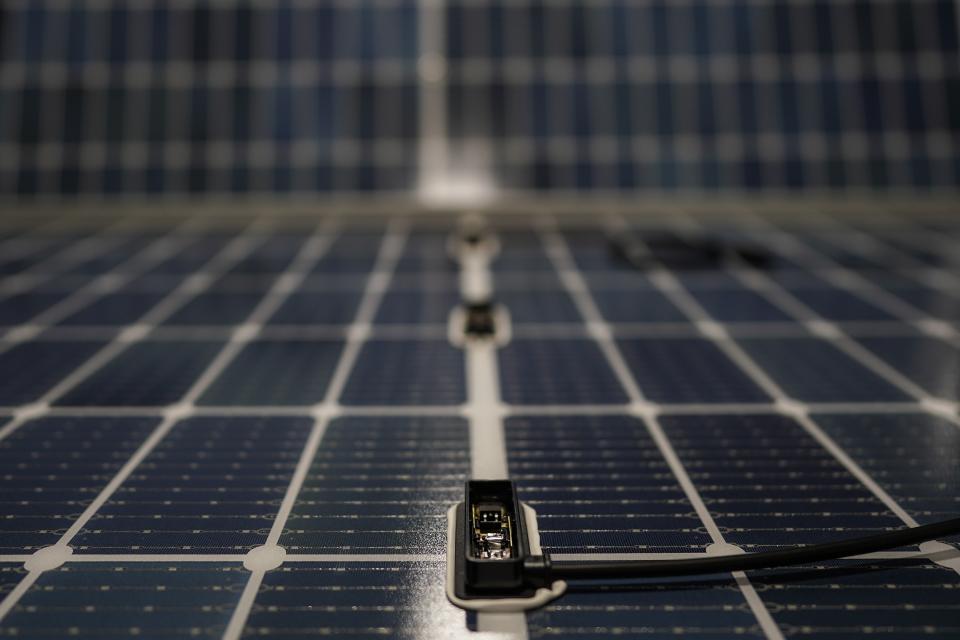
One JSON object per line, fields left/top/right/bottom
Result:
{"left": 1, "top": 1, "right": 959, "bottom": 196}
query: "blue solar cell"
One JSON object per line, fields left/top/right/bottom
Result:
{"left": 267, "top": 291, "right": 363, "bottom": 325}
{"left": 391, "top": 272, "right": 461, "bottom": 291}
{"left": 58, "top": 292, "right": 170, "bottom": 326}
{"left": 311, "top": 232, "right": 383, "bottom": 275}
{"left": 498, "top": 289, "right": 581, "bottom": 323}
{"left": 580, "top": 270, "right": 655, "bottom": 290}
{"left": 674, "top": 272, "right": 747, "bottom": 290}
{"left": 0, "top": 290, "right": 76, "bottom": 325}
{"left": 0, "top": 564, "right": 22, "bottom": 594}
{"left": 689, "top": 288, "right": 795, "bottom": 323}
{"left": 618, "top": 338, "right": 770, "bottom": 404}
{"left": 245, "top": 563, "right": 464, "bottom": 638}
{"left": 281, "top": 416, "right": 467, "bottom": 553}
{"left": 592, "top": 289, "right": 689, "bottom": 323}
{"left": 748, "top": 560, "right": 960, "bottom": 636}
{"left": 0, "top": 416, "right": 158, "bottom": 553}
{"left": 1, "top": 564, "right": 249, "bottom": 637}
{"left": 737, "top": 337, "right": 912, "bottom": 402}
{"left": 0, "top": 241, "right": 73, "bottom": 274}
{"left": 527, "top": 574, "right": 761, "bottom": 639}
{"left": 145, "top": 235, "right": 234, "bottom": 275}
{"left": 374, "top": 289, "right": 461, "bottom": 324}
{"left": 394, "top": 233, "right": 456, "bottom": 274}
{"left": 207, "top": 272, "right": 278, "bottom": 292}
{"left": 71, "top": 416, "right": 312, "bottom": 553}
{"left": 119, "top": 273, "right": 187, "bottom": 295}
{"left": 298, "top": 273, "right": 372, "bottom": 293}
{"left": 56, "top": 340, "right": 224, "bottom": 406}
{"left": 199, "top": 340, "right": 344, "bottom": 406}
{"left": 881, "top": 286, "right": 960, "bottom": 320}
{"left": 856, "top": 336, "right": 960, "bottom": 401}
{"left": 162, "top": 291, "right": 267, "bottom": 325}
{"left": 506, "top": 415, "right": 711, "bottom": 552}
{"left": 69, "top": 237, "right": 156, "bottom": 275}
{"left": 493, "top": 246, "right": 556, "bottom": 272}
{"left": 660, "top": 413, "right": 904, "bottom": 549}
{"left": 787, "top": 288, "right": 899, "bottom": 321}
{"left": 0, "top": 340, "right": 107, "bottom": 405}
{"left": 229, "top": 235, "right": 307, "bottom": 274}
{"left": 340, "top": 340, "right": 465, "bottom": 405}
{"left": 565, "top": 233, "right": 628, "bottom": 272}
{"left": 812, "top": 413, "right": 960, "bottom": 526}
{"left": 499, "top": 339, "right": 627, "bottom": 404}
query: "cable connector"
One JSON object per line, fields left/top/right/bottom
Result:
{"left": 449, "top": 480, "right": 960, "bottom": 605}
{"left": 462, "top": 480, "right": 529, "bottom": 592}
{"left": 448, "top": 480, "right": 567, "bottom": 611}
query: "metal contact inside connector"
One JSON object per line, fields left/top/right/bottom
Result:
{"left": 460, "top": 480, "right": 530, "bottom": 593}
{"left": 471, "top": 503, "right": 514, "bottom": 559}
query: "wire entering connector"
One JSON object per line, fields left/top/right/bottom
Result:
{"left": 453, "top": 480, "right": 960, "bottom": 600}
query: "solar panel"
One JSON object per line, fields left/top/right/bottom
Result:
{"left": 0, "top": 209, "right": 958, "bottom": 638}
{"left": 2, "top": 1, "right": 959, "bottom": 197}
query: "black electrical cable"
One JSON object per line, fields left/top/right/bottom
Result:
{"left": 523, "top": 517, "right": 960, "bottom": 584}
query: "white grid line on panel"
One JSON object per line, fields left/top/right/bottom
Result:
{"left": 729, "top": 211, "right": 960, "bottom": 421}
{"left": 671, "top": 212, "right": 960, "bottom": 577}
{"left": 0, "top": 218, "right": 205, "bottom": 352}
{"left": 222, "top": 219, "right": 410, "bottom": 640}
{"left": 537, "top": 218, "right": 785, "bottom": 640}
{"left": 764, "top": 219, "right": 959, "bottom": 339}
{"left": 801, "top": 212, "right": 960, "bottom": 337}
{"left": 0, "top": 215, "right": 85, "bottom": 266}
{"left": 835, "top": 228, "right": 960, "bottom": 294}
{"left": 0, "top": 218, "right": 139, "bottom": 300}
{"left": 456, "top": 227, "right": 529, "bottom": 637}
{"left": 0, "top": 219, "right": 282, "bottom": 624}
{"left": 0, "top": 399, "right": 951, "bottom": 420}
{"left": 0, "top": 222, "right": 269, "bottom": 444}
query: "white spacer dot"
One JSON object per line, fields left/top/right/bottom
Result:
{"left": 367, "top": 273, "right": 390, "bottom": 293}
{"left": 630, "top": 401, "right": 660, "bottom": 419}
{"left": 95, "top": 275, "right": 125, "bottom": 292}
{"left": 118, "top": 324, "right": 151, "bottom": 343}
{"left": 164, "top": 403, "right": 194, "bottom": 421}
{"left": 705, "top": 542, "right": 745, "bottom": 556}
{"left": 231, "top": 323, "right": 260, "bottom": 343}
{"left": 696, "top": 321, "right": 728, "bottom": 340}
{"left": 15, "top": 403, "right": 49, "bottom": 422}
{"left": 274, "top": 274, "right": 300, "bottom": 293}
{"left": 587, "top": 322, "right": 612, "bottom": 342}
{"left": 25, "top": 544, "right": 73, "bottom": 572}
{"left": 918, "top": 541, "right": 960, "bottom": 571}
{"left": 916, "top": 319, "right": 956, "bottom": 340}
{"left": 243, "top": 545, "right": 286, "bottom": 572}
{"left": 183, "top": 273, "right": 213, "bottom": 292}
{"left": 919, "top": 397, "right": 958, "bottom": 417}
{"left": 347, "top": 324, "right": 371, "bottom": 343}
{"left": 806, "top": 320, "right": 842, "bottom": 339}
{"left": 775, "top": 399, "right": 808, "bottom": 417}
{"left": 311, "top": 404, "right": 342, "bottom": 421}
{"left": 648, "top": 272, "right": 676, "bottom": 290}
{"left": 5, "top": 325, "right": 42, "bottom": 343}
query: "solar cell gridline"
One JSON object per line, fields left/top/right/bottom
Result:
{"left": 0, "top": 208, "right": 958, "bottom": 639}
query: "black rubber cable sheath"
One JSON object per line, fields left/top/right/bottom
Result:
{"left": 535, "top": 517, "right": 960, "bottom": 581}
